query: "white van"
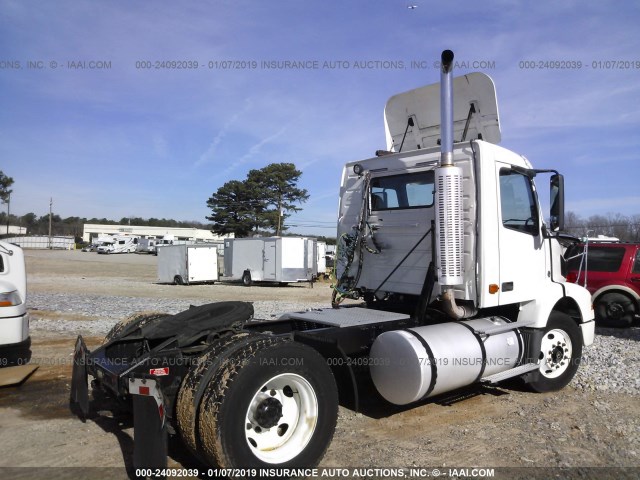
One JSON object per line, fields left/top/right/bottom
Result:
{"left": 0, "top": 240, "right": 30, "bottom": 366}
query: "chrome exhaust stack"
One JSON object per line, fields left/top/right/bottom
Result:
{"left": 435, "top": 50, "right": 474, "bottom": 319}
{"left": 440, "top": 50, "right": 455, "bottom": 167}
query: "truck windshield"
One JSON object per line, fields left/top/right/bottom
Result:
{"left": 370, "top": 171, "right": 435, "bottom": 211}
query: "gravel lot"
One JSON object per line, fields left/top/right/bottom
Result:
{"left": 0, "top": 250, "right": 638, "bottom": 479}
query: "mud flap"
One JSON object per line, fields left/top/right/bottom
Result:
{"left": 129, "top": 377, "right": 168, "bottom": 472}
{"left": 70, "top": 335, "right": 89, "bottom": 418}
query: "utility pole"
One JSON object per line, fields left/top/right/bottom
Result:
{"left": 48, "top": 197, "right": 52, "bottom": 249}
{"left": 5, "top": 192, "right": 9, "bottom": 235}
{"left": 277, "top": 202, "right": 283, "bottom": 237}
{"left": 276, "top": 191, "right": 286, "bottom": 237}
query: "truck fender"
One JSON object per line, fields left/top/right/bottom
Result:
{"left": 517, "top": 282, "right": 594, "bottom": 345}
{"left": 293, "top": 332, "right": 359, "bottom": 412}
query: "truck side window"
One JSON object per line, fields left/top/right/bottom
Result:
{"left": 370, "top": 171, "right": 435, "bottom": 211}
{"left": 499, "top": 170, "right": 539, "bottom": 235}
{"left": 0, "top": 255, "right": 4, "bottom": 272}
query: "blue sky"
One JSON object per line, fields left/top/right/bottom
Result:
{"left": 1, "top": 0, "right": 639, "bottom": 235}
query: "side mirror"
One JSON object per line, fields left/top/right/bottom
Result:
{"left": 550, "top": 174, "right": 565, "bottom": 231}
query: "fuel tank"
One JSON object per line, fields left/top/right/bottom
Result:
{"left": 369, "top": 317, "right": 522, "bottom": 405}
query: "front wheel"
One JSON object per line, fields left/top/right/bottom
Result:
{"left": 595, "top": 292, "right": 636, "bottom": 327}
{"left": 528, "top": 312, "right": 582, "bottom": 393}
{"left": 242, "top": 271, "right": 252, "bottom": 287}
{"left": 197, "top": 339, "right": 338, "bottom": 469}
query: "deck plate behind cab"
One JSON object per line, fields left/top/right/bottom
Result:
{"left": 280, "top": 307, "right": 409, "bottom": 328}
{"left": 0, "top": 364, "right": 38, "bottom": 387}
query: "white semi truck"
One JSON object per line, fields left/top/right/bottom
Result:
{"left": 0, "top": 240, "right": 30, "bottom": 367}
{"left": 71, "top": 51, "right": 594, "bottom": 471}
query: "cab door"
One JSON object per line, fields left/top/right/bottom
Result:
{"left": 263, "top": 240, "right": 277, "bottom": 280}
{"left": 496, "top": 165, "right": 547, "bottom": 305}
{"left": 362, "top": 170, "right": 435, "bottom": 295}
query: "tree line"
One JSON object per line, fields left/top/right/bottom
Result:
{"left": 0, "top": 165, "right": 313, "bottom": 241}
{"left": 8, "top": 166, "right": 638, "bottom": 244}
{"left": 0, "top": 212, "right": 212, "bottom": 240}
{"left": 564, "top": 211, "right": 640, "bottom": 242}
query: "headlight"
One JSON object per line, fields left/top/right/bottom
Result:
{"left": 0, "top": 290, "right": 22, "bottom": 307}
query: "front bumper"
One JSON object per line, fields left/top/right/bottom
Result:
{"left": 0, "top": 335, "right": 32, "bottom": 366}
{"left": 0, "top": 312, "right": 30, "bottom": 345}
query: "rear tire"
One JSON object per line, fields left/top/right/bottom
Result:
{"left": 595, "top": 292, "right": 636, "bottom": 327}
{"left": 174, "top": 275, "right": 184, "bottom": 285}
{"left": 103, "top": 312, "right": 168, "bottom": 344}
{"left": 242, "top": 272, "right": 252, "bottom": 287}
{"left": 528, "top": 312, "right": 582, "bottom": 393}
{"left": 176, "top": 332, "right": 260, "bottom": 457}
{"left": 197, "top": 338, "right": 338, "bottom": 469}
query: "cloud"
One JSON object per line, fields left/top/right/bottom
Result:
{"left": 194, "top": 98, "right": 253, "bottom": 168}
{"left": 214, "top": 125, "right": 290, "bottom": 179}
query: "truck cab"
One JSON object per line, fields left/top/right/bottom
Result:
{"left": 0, "top": 240, "right": 30, "bottom": 366}
{"left": 335, "top": 71, "right": 593, "bottom": 345}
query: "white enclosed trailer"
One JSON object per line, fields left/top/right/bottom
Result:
{"left": 136, "top": 237, "right": 157, "bottom": 254}
{"left": 223, "top": 237, "right": 317, "bottom": 285}
{"left": 317, "top": 241, "right": 328, "bottom": 278}
{"left": 157, "top": 244, "right": 218, "bottom": 285}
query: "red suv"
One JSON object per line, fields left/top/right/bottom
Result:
{"left": 565, "top": 242, "right": 640, "bottom": 327}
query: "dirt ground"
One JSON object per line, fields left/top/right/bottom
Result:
{"left": 0, "top": 250, "right": 638, "bottom": 479}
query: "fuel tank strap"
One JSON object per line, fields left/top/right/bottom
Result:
{"left": 403, "top": 329, "right": 437, "bottom": 399}
{"left": 452, "top": 321, "right": 487, "bottom": 383}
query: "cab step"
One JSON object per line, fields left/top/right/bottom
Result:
{"left": 481, "top": 363, "right": 539, "bottom": 384}
{"left": 473, "top": 318, "right": 536, "bottom": 336}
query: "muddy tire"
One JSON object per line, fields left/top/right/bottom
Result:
{"left": 176, "top": 332, "right": 257, "bottom": 457}
{"left": 196, "top": 338, "right": 338, "bottom": 469}
{"left": 103, "top": 312, "right": 168, "bottom": 344}
{"left": 595, "top": 292, "right": 636, "bottom": 328}
{"left": 528, "top": 312, "right": 582, "bottom": 393}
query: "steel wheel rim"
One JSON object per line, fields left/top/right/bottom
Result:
{"left": 539, "top": 328, "right": 572, "bottom": 378}
{"left": 244, "top": 373, "right": 318, "bottom": 463}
